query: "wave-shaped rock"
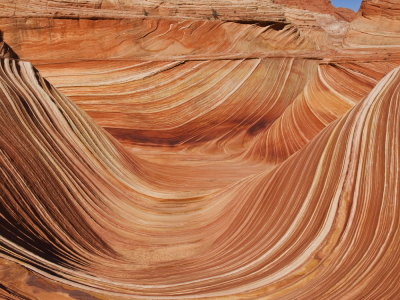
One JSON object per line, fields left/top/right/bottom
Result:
{"left": 1, "top": 54, "right": 400, "bottom": 299}
{"left": 0, "top": 18, "right": 316, "bottom": 61}
{"left": 0, "top": 0, "right": 357, "bottom": 61}
{"left": 0, "top": 1, "right": 400, "bottom": 299}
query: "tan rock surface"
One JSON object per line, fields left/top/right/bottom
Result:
{"left": 0, "top": 0, "right": 284, "bottom": 20}
{"left": 345, "top": 0, "right": 400, "bottom": 47}
{"left": 274, "top": 0, "right": 356, "bottom": 21}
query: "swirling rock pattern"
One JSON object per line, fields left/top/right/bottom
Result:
{"left": 0, "top": 0, "right": 400, "bottom": 299}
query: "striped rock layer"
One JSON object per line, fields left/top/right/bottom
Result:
{"left": 0, "top": 0, "right": 400, "bottom": 299}
{"left": 344, "top": 0, "right": 400, "bottom": 48}
{"left": 273, "top": 0, "right": 356, "bottom": 21}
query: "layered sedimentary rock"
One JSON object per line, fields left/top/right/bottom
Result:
{"left": 1, "top": 53, "right": 400, "bottom": 299}
{"left": 0, "top": 0, "right": 284, "bottom": 20}
{"left": 0, "top": 18, "right": 316, "bottom": 61}
{"left": 0, "top": 0, "right": 359, "bottom": 61}
{"left": 344, "top": 0, "right": 400, "bottom": 47}
{"left": 1, "top": 0, "right": 400, "bottom": 299}
{"left": 274, "top": 0, "right": 356, "bottom": 21}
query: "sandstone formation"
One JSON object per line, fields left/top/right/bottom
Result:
{"left": 274, "top": 0, "right": 356, "bottom": 21}
{"left": 345, "top": 0, "right": 400, "bottom": 47}
{"left": 0, "top": 0, "right": 284, "bottom": 20}
{"left": 0, "top": 0, "right": 400, "bottom": 299}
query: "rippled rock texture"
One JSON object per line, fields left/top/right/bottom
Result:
{"left": 0, "top": 0, "right": 400, "bottom": 299}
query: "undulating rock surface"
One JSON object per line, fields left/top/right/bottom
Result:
{"left": 0, "top": 0, "right": 400, "bottom": 299}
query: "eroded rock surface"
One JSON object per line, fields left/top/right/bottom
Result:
{"left": 0, "top": 0, "right": 400, "bottom": 299}
{"left": 345, "top": 0, "right": 400, "bottom": 47}
{"left": 274, "top": 0, "right": 356, "bottom": 21}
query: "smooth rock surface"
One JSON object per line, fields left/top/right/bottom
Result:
{"left": 345, "top": 0, "right": 400, "bottom": 47}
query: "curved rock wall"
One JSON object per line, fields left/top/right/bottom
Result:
{"left": 0, "top": 56, "right": 400, "bottom": 299}
{"left": 0, "top": 1, "right": 399, "bottom": 299}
